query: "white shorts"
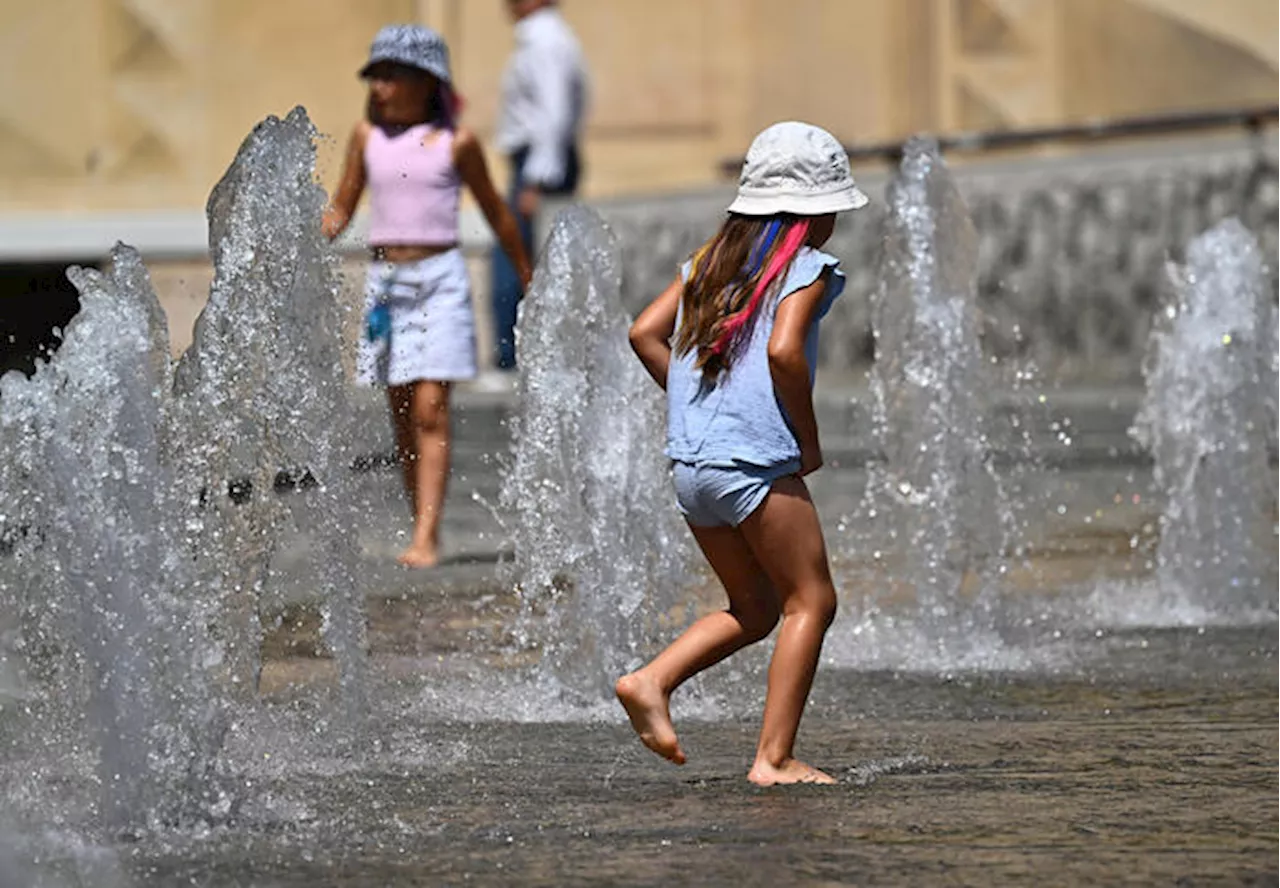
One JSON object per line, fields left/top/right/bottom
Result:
{"left": 357, "top": 249, "right": 478, "bottom": 386}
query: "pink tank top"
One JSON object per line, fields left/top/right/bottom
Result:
{"left": 364, "top": 124, "right": 460, "bottom": 247}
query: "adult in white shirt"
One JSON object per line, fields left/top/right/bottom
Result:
{"left": 491, "top": 0, "right": 588, "bottom": 370}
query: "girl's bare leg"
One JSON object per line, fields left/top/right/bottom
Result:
{"left": 387, "top": 384, "right": 417, "bottom": 512}
{"left": 737, "top": 474, "right": 838, "bottom": 785}
{"left": 397, "top": 380, "right": 451, "bottom": 568}
{"left": 616, "top": 523, "right": 780, "bottom": 764}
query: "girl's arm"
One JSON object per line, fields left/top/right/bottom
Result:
{"left": 322, "top": 121, "right": 371, "bottom": 241}
{"left": 768, "top": 272, "right": 831, "bottom": 476}
{"left": 454, "top": 128, "right": 534, "bottom": 289}
{"left": 628, "top": 276, "right": 682, "bottom": 390}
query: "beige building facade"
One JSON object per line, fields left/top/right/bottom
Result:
{"left": 0, "top": 0, "right": 1275, "bottom": 356}
{"left": 1, "top": 0, "right": 1275, "bottom": 214}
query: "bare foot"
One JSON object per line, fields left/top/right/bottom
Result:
{"left": 615, "top": 672, "right": 686, "bottom": 765}
{"left": 396, "top": 542, "right": 439, "bottom": 569}
{"left": 747, "top": 757, "right": 837, "bottom": 786}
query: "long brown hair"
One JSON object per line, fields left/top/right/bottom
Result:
{"left": 674, "top": 213, "right": 811, "bottom": 380}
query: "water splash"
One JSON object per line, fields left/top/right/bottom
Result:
{"left": 500, "top": 206, "right": 691, "bottom": 704}
{"left": 172, "top": 107, "right": 367, "bottom": 727}
{"left": 0, "top": 821, "right": 127, "bottom": 888}
{"left": 0, "top": 546, "right": 38, "bottom": 734}
{"left": 1130, "top": 218, "right": 1279, "bottom": 616}
{"left": 835, "top": 139, "right": 1015, "bottom": 667}
{"left": 0, "top": 107, "right": 368, "bottom": 833}
{"left": 0, "top": 248, "right": 228, "bottom": 833}
{"left": 845, "top": 753, "right": 933, "bottom": 787}
{"left": 0, "top": 626, "right": 20, "bottom": 703}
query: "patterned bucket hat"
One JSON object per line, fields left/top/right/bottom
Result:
{"left": 728, "top": 122, "right": 869, "bottom": 216}
{"left": 359, "top": 24, "right": 452, "bottom": 84}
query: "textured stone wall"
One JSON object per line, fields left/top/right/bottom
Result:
{"left": 597, "top": 139, "right": 1278, "bottom": 383}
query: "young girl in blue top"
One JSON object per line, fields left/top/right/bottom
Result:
{"left": 618, "top": 122, "right": 870, "bottom": 785}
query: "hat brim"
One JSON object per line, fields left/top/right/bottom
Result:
{"left": 727, "top": 184, "right": 870, "bottom": 217}
{"left": 359, "top": 54, "right": 450, "bottom": 84}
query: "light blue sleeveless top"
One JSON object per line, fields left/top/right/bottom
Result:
{"left": 665, "top": 246, "right": 845, "bottom": 469}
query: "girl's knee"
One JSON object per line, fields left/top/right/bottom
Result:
{"left": 412, "top": 413, "right": 447, "bottom": 436}
{"left": 786, "top": 585, "right": 837, "bottom": 629}
{"left": 410, "top": 401, "right": 449, "bottom": 435}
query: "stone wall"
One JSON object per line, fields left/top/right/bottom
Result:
{"left": 596, "top": 136, "right": 1278, "bottom": 383}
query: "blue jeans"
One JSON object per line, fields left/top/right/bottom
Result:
{"left": 490, "top": 145, "right": 580, "bottom": 369}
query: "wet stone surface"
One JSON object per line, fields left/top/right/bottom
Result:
{"left": 3, "top": 556, "right": 1276, "bottom": 887}
{"left": 7, "top": 633, "right": 1275, "bottom": 887}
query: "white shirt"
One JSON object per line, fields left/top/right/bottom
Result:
{"left": 495, "top": 7, "right": 588, "bottom": 188}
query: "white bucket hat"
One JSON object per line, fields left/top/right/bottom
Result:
{"left": 727, "top": 121, "right": 870, "bottom": 216}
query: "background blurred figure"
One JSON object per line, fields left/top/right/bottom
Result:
{"left": 490, "top": 0, "right": 589, "bottom": 372}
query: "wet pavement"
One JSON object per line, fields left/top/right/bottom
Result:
{"left": 2, "top": 384, "right": 1276, "bottom": 887}
{"left": 5, "top": 626, "right": 1275, "bottom": 887}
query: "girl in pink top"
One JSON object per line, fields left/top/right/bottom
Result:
{"left": 325, "top": 25, "right": 532, "bottom": 569}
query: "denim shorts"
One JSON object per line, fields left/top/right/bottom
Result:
{"left": 671, "top": 461, "right": 797, "bottom": 528}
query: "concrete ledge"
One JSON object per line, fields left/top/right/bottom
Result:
{"left": 0, "top": 209, "right": 496, "bottom": 263}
